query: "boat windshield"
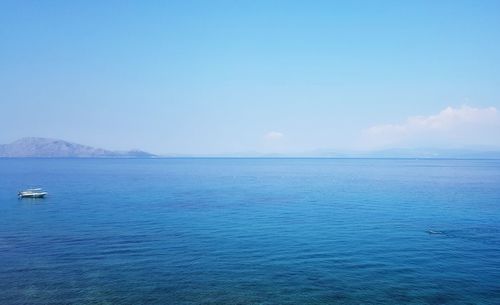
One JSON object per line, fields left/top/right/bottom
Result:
{"left": 26, "top": 188, "right": 43, "bottom": 192}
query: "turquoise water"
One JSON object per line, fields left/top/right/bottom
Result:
{"left": 1, "top": 158, "right": 499, "bottom": 304}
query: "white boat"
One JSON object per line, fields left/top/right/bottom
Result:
{"left": 18, "top": 188, "right": 48, "bottom": 198}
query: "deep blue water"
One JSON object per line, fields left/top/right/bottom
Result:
{"left": 1, "top": 158, "right": 500, "bottom": 305}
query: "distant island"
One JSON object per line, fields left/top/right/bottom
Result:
{"left": 2, "top": 137, "right": 500, "bottom": 159}
{"left": 0, "top": 137, "right": 155, "bottom": 158}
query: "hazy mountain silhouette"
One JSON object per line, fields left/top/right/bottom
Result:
{"left": 0, "top": 137, "right": 155, "bottom": 158}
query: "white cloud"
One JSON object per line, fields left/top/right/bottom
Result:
{"left": 264, "top": 131, "right": 284, "bottom": 140}
{"left": 361, "top": 106, "right": 500, "bottom": 149}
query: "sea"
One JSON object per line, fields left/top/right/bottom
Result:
{"left": 0, "top": 158, "right": 499, "bottom": 305}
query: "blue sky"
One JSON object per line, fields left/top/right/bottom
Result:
{"left": 1, "top": 1, "right": 500, "bottom": 154}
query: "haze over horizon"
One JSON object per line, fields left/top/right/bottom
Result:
{"left": 2, "top": 1, "right": 500, "bottom": 155}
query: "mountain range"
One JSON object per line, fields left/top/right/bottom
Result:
{"left": 1, "top": 137, "right": 500, "bottom": 159}
{"left": 0, "top": 137, "right": 155, "bottom": 158}
{"left": 162, "top": 147, "right": 500, "bottom": 159}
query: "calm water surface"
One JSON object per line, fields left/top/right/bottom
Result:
{"left": 1, "top": 158, "right": 499, "bottom": 304}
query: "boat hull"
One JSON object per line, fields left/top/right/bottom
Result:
{"left": 18, "top": 192, "right": 47, "bottom": 198}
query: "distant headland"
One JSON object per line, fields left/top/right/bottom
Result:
{"left": 2, "top": 137, "right": 500, "bottom": 159}
{"left": 0, "top": 137, "right": 155, "bottom": 158}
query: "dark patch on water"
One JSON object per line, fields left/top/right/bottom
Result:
{"left": 426, "top": 229, "right": 446, "bottom": 235}
{"left": 426, "top": 226, "right": 500, "bottom": 247}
